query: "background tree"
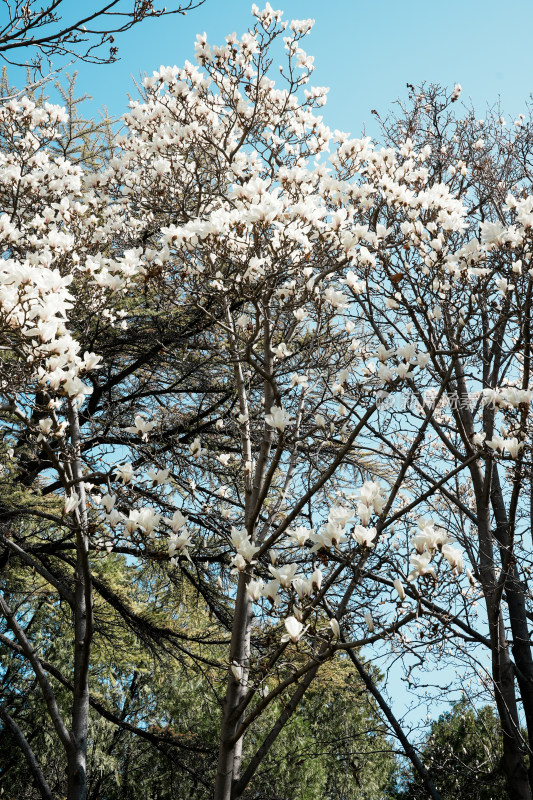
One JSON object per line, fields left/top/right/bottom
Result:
{"left": 0, "top": 540, "right": 398, "bottom": 800}
{"left": 393, "top": 699, "right": 506, "bottom": 800}
{"left": 0, "top": 0, "right": 206, "bottom": 77}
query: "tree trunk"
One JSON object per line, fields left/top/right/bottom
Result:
{"left": 491, "top": 465, "right": 533, "bottom": 796}
{"left": 472, "top": 464, "right": 531, "bottom": 800}
{"left": 213, "top": 573, "right": 252, "bottom": 800}
{"left": 66, "top": 403, "right": 93, "bottom": 800}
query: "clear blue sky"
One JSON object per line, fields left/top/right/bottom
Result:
{"left": 37, "top": 0, "right": 533, "bottom": 139}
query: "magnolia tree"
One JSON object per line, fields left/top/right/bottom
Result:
{"left": 3, "top": 5, "right": 533, "bottom": 800}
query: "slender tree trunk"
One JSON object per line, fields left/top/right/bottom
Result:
{"left": 214, "top": 304, "right": 259, "bottom": 800}
{"left": 67, "top": 402, "right": 93, "bottom": 800}
{"left": 0, "top": 708, "right": 54, "bottom": 800}
{"left": 232, "top": 661, "right": 321, "bottom": 799}
{"left": 213, "top": 573, "right": 252, "bottom": 800}
{"left": 471, "top": 463, "right": 531, "bottom": 800}
{"left": 451, "top": 352, "right": 531, "bottom": 799}
{"left": 491, "top": 465, "right": 533, "bottom": 795}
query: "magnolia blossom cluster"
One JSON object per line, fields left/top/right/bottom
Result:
{"left": 309, "top": 505, "right": 351, "bottom": 551}
{"left": 407, "top": 518, "right": 464, "bottom": 582}
{"left": 88, "top": 432, "right": 185, "bottom": 554}
{"left": 245, "top": 560, "right": 323, "bottom": 609}
{"left": 0, "top": 98, "right": 143, "bottom": 409}
{"left": 355, "top": 481, "right": 387, "bottom": 526}
{"left": 482, "top": 387, "right": 533, "bottom": 409}
{"left": 239, "top": 484, "right": 392, "bottom": 644}
{"left": 230, "top": 526, "right": 260, "bottom": 571}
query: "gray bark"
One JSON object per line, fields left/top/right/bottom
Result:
{"left": 66, "top": 402, "right": 93, "bottom": 800}
{"left": 0, "top": 707, "right": 54, "bottom": 800}
{"left": 213, "top": 573, "right": 253, "bottom": 800}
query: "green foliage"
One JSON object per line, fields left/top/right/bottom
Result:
{"left": 392, "top": 699, "right": 507, "bottom": 800}
{"left": 0, "top": 554, "right": 398, "bottom": 799}
{"left": 249, "top": 663, "right": 398, "bottom": 800}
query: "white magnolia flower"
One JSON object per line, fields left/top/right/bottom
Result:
{"left": 375, "top": 344, "right": 394, "bottom": 362}
{"left": 168, "top": 528, "right": 193, "bottom": 559}
{"left": 262, "top": 579, "right": 280, "bottom": 603}
{"left": 64, "top": 492, "right": 79, "bottom": 514}
{"left": 165, "top": 509, "right": 187, "bottom": 533}
{"left": 309, "top": 523, "right": 347, "bottom": 552}
{"left": 237, "top": 537, "right": 260, "bottom": 562}
{"left": 107, "top": 508, "right": 122, "bottom": 527}
{"left": 231, "top": 526, "right": 259, "bottom": 562}
{"left": 466, "top": 567, "right": 477, "bottom": 587}
{"left": 396, "top": 362, "right": 410, "bottom": 379}
{"left": 100, "top": 493, "right": 116, "bottom": 514}
{"left": 352, "top": 525, "right": 377, "bottom": 548}
{"left": 330, "top": 618, "right": 341, "bottom": 638}
{"left": 408, "top": 551, "right": 436, "bottom": 581}
{"left": 247, "top": 578, "right": 264, "bottom": 602}
{"left": 495, "top": 277, "right": 514, "bottom": 295}
{"left": 289, "top": 526, "right": 310, "bottom": 547}
{"left": 356, "top": 504, "right": 372, "bottom": 527}
{"left": 290, "top": 373, "right": 308, "bottom": 389}
{"left": 124, "top": 509, "right": 142, "bottom": 534}
{"left": 441, "top": 544, "right": 463, "bottom": 574}
{"left": 324, "top": 287, "right": 349, "bottom": 310}
{"left": 189, "top": 437, "right": 203, "bottom": 458}
{"left": 293, "top": 577, "right": 312, "bottom": 599}
{"left": 230, "top": 553, "right": 247, "bottom": 573}
{"left": 273, "top": 342, "right": 292, "bottom": 359}
{"left": 37, "top": 417, "right": 53, "bottom": 439}
{"left": 281, "top": 615, "right": 306, "bottom": 643}
{"left": 311, "top": 568, "right": 323, "bottom": 592}
{"left": 137, "top": 508, "right": 161, "bottom": 535}
{"left": 410, "top": 518, "right": 449, "bottom": 553}
{"left": 393, "top": 578, "right": 406, "bottom": 600}
{"left": 125, "top": 415, "right": 156, "bottom": 439}
{"left": 364, "top": 612, "right": 374, "bottom": 632}
{"left": 486, "top": 435, "right": 506, "bottom": 452}
{"left": 504, "top": 437, "right": 523, "bottom": 458}
{"left": 236, "top": 313, "right": 251, "bottom": 329}
{"left": 265, "top": 405, "right": 291, "bottom": 431}
{"left": 115, "top": 462, "right": 134, "bottom": 484}
{"left": 147, "top": 468, "right": 170, "bottom": 485}
{"left": 328, "top": 505, "right": 353, "bottom": 527}
{"left": 269, "top": 563, "right": 298, "bottom": 588}
{"left": 355, "top": 481, "right": 387, "bottom": 523}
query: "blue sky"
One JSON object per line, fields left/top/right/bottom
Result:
{"left": 25, "top": 0, "right": 533, "bottom": 140}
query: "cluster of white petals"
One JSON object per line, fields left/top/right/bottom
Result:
{"left": 408, "top": 519, "right": 464, "bottom": 581}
